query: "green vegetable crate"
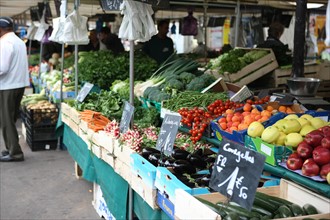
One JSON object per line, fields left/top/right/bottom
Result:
{"left": 140, "top": 97, "right": 161, "bottom": 113}
{"left": 216, "top": 48, "right": 278, "bottom": 87}
{"left": 174, "top": 179, "right": 330, "bottom": 220}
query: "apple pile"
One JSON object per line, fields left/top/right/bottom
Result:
{"left": 286, "top": 125, "right": 330, "bottom": 181}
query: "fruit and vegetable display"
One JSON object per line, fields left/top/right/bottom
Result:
{"left": 208, "top": 48, "right": 269, "bottom": 74}
{"left": 197, "top": 191, "right": 320, "bottom": 219}
{"left": 285, "top": 125, "right": 330, "bottom": 181}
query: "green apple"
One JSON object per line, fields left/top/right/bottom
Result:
{"left": 300, "top": 114, "right": 314, "bottom": 121}
{"left": 300, "top": 124, "right": 316, "bottom": 137}
{"left": 297, "top": 117, "right": 310, "bottom": 127}
{"left": 285, "top": 114, "right": 299, "bottom": 120}
{"left": 310, "top": 118, "right": 326, "bottom": 129}
{"left": 284, "top": 133, "right": 303, "bottom": 148}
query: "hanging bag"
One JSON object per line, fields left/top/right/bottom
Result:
{"left": 34, "top": 9, "right": 50, "bottom": 41}
{"left": 26, "top": 23, "right": 38, "bottom": 40}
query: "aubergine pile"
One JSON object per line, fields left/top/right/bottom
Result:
{"left": 141, "top": 147, "right": 217, "bottom": 189}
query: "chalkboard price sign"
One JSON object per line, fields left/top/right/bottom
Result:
{"left": 156, "top": 113, "right": 181, "bottom": 156}
{"left": 76, "top": 82, "right": 94, "bottom": 102}
{"left": 99, "top": 0, "right": 123, "bottom": 11}
{"left": 209, "top": 139, "right": 266, "bottom": 211}
{"left": 119, "top": 101, "right": 135, "bottom": 133}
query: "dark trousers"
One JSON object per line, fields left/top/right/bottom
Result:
{"left": 0, "top": 88, "right": 25, "bottom": 156}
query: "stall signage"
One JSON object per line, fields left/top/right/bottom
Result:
{"left": 209, "top": 139, "right": 266, "bottom": 211}
{"left": 119, "top": 101, "right": 135, "bottom": 133}
{"left": 156, "top": 113, "right": 181, "bottom": 156}
{"left": 76, "top": 82, "right": 94, "bottom": 102}
{"left": 133, "top": 0, "right": 169, "bottom": 8}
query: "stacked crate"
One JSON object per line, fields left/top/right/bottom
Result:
{"left": 23, "top": 105, "right": 59, "bottom": 151}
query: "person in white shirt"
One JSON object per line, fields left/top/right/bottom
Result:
{"left": 0, "top": 17, "right": 29, "bottom": 162}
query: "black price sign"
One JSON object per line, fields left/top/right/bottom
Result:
{"left": 134, "top": 0, "right": 169, "bottom": 8}
{"left": 76, "top": 82, "right": 94, "bottom": 102}
{"left": 119, "top": 101, "right": 135, "bottom": 133}
{"left": 156, "top": 113, "right": 181, "bottom": 156}
{"left": 99, "top": 0, "right": 123, "bottom": 11}
{"left": 257, "top": 89, "right": 269, "bottom": 99}
{"left": 209, "top": 139, "right": 266, "bottom": 211}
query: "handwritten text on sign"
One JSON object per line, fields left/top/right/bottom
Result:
{"left": 156, "top": 113, "right": 181, "bottom": 156}
{"left": 119, "top": 101, "right": 135, "bottom": 133}
{"left": 209, "top": 139, "right": 266, "bottom": 211}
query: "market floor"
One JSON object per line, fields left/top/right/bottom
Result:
{"left": 0, "top": 119, "right": 101, "bottom": 220}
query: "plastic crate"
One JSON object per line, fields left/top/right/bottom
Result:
{"left": 26, "top": 135, "right": 58, "bottom": 151}
{"left": 25, "top": 123, "right": 57, "bottom": 141}
{"left": 25, "top": 107, "right": 58, "bottom": 127}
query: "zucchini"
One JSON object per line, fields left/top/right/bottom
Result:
{"left": 216, "top": 202, "right": 260, "bottom": 219}
{"left": 303, "top": 204, "right": 318, "bottom": 215}
{"left": 195, "top": 197, "right": 227, "bottom": 217}
{"left": 253, "top": 195, "right": 279, "bottom": 213}
{"left": 289, "top": 203, "right": 305, "bottom": 217}
{"left": 255, "top": 191, "right": 293, "bottom": 207}
{"left": 251, "top": 204, "right": 273, "bottom": 217}
{"left": 278, "top": 205, "right": 294, "bottom": 218}
{"left": 223, "top": 212, "right": 239, "bottom": 220}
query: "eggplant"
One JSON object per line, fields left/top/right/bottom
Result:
{"left": 195, "top": 175, "right": 211, "bottom": 187}
{"left": 148, "top": 153, "right": 161, "bottom": 166}
{"left": 175, "top": 175, "right": 196, "bottom": 188}
{"left": 141, "top": 147, "right": 160, "bottom": 160}
{"left": 187, "top": 154, "right": 207, "bottom": 169}
{"left": 204, "top": 156, "right": 216, "bottom": 164}
{"left": 164, "top": 158, "right": 175, "bottom": 167}
{"left": 192, "top": 148, "right": 203, "bottom": 157}
{"left": 173, "top": 159, "right": 196, "bottom": 175}
{"left": 171, "top": 148, "right": 190, "bottom": 160}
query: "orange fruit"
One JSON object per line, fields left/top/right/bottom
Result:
{"left": 238, "top": 123, "right": 248, "bottom": 131}
{"left": 254, "top": 115, "right": 262, "bottom": 121}
{"left": 218, "top": 117, "right": 226, "bottom": 123}
{"left": 242, "top": 111, "right": 251, "bottom": 117}
{"left": 286, "top": 107, "right": 294, "bottom": 114}
{"left": 232, "top": 115, "right": 241, "bottom": 123}
{"left": 226, "top": 109, "right": 234, "bottom": 115}
{"left": 278, "top": 106, "right": 287, "bottom": 113}
{"left": 261, "top": 110, "right": 271, "bottom": 117}
{"left": 232, "top": 121, "right": 240, "bottom": 127}
{"left": 243, "top": 103, "right": 252, "bottom": 112}
{"left": 251, "top": 108, "right": 261, "bottom": 114}
{"left": 229, "top": 126, "right": 238, "bottom": 132}
{"left": 226, "top": 114, "right": 233, "bottom": 122}
{"left": 219, "top": 122, "right": 227, "bottom": 130}
{"left": 258, "top": 115, "right": 269, "bottom": 122}
{"left": 266, "top": 105, "right": 274, "bottom": 112}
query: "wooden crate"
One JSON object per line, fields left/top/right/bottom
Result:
{"left": 222, "top": 48, "right": 278, "bottom": 87}
{"left": 316, "top": 80, "right": 330, "bottom": 99}
{"left": 318, "top": 61, "right": 330, "bottom": 80}
{"left": 174, "top": 179, "right": 330, "bottom": 220}
{"left": 272, "top": 62, "right": 322, "bottom": 88}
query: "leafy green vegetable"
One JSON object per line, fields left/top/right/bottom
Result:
{"left": 134, "top": 106, "right": 161, "bottom": 128}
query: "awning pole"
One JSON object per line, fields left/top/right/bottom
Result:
{"left": 234, "top": 0, "right": 240, "bottom": 47}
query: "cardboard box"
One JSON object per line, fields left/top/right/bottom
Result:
{"left": 245, "top": 136, "right": 293, "bottom": 166}
{"left": 101, "top": 148, "right": 115, "bottom": 168}
{"left": 92, "top": 183, "right": 116, "bottom": 220}
{"left": 131, "top": 173, "right": 158, "bottom": 209}
{"left": 155, "top": 167, "right": 210, "bottom": 204}
{"left": 157, "top": 191, "right": 175, "bottom": 220}
{"left": 174, "top": 179, "right": 330, "bottom": 220}
{"left": 114, "top": 159, "right": 132, "bottom": 184}
{"left": 130, "top": 154, "right": 157, "bottom": 188}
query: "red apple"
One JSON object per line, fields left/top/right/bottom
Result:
{"left": 313, "top": 147, "right": 330, "bottom": 166}
{"left": 320, "top": 163, "right": 330, "bottom": 179}
{"left": 302, "top": 159, "right": 320, "bottom": 176}
{"left": 321, "top": 136, "right": 330, "bottom": 150}
{"left": 305, "top": 130, "right": 324, "bottom": 147}
{"left": 297, "top": 141, "right": 314, "bottom": 159}
{"left": 289, "top": 152, "right": 300, "bottom": 159}
{"left": 320, "top": 126, "right": 330, "bottom": 137}
{"left": 286, "top": 157, "right": 303, "bottom": 170}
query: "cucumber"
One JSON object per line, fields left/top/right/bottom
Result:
{"left": 253, "top": 195, "right": 279, "bottom": 213}
{"left": 303, "top": 204, "right": 318, "bottom": 215}
{"left": 216, "top": 202, "right": 259, "bottom": 219}
{"left": 255, "top": 191, "right": 293, "bottom": 207}
{"left": 278, "top": 205, "right": 294, "bottom": 218}
{"left": 289, "top": 203, "right": 305, "bottom": 216}
{"left": 195, "top": 197, "right": 227, "bottom": 217}
{"left": 223, "top": 212, "right": 240, "bottom": 220}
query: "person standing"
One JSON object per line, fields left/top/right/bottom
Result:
{"left": 143, "top": 19, "right": 174, "bottom": 65}
{"left": 0, "top": 17, "right": 29, "bottom": 162}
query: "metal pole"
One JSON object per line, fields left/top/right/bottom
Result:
{"left": 234, "top": 0, "right": 240, "bottom": 47}
{"left": 38, "top": 42, "right": 43, "bottom": 79}
{"left": 74, "top": 45, "right": 78, "bottom": 97}
{"left": 203, "top": 1, "right": 208, "bottom": 61}
{"left": 128, "top": 40, "right": 134, "bottom": 220}
{"left": 60, "top": 44, "right": 65, "bottom": 102}
{"left": 28, "top": 39, "right": 32, "bottom": 62}
{"left": 292, "top": 0, "right": 307, "bottom": 77}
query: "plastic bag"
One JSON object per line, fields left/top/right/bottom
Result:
{"left": 180, "top": 12, "right": 198, "bottom": 36}
{"left": 26, "top": 23, "right": 38, "bottom": 40}
{"left": 59, "top": 10, "right": 89, "bottom": 45}
{"left": 34, "top": 10, "right": 50, "bottom": 41}
{"left": 48, "top": 17, "right": 64, "bottom": 43}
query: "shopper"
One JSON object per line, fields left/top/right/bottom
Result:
{"left": 257, "top": 22, "right": 292, "bottom": 66}
{"left": 98, "top": 26, "right": 124, "bottom": 55}
{"left": 143, "top": 19, "right": 174, "bottom": 65}
{"left": 0, "top": 17, "right": 29, "bottom": 162}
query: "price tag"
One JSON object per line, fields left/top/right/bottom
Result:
{"left": 100, "top": 0, "right": 123, "bottom": 11}
{"left": 119, "top": 101, "right": 135, "bottom": 133}
{"left": 209, "top": 139, "right": 266, "bottom": 211}
{"left": 156, "top": 113, "right": 181, "bottom": 156}
{"left": 76, "top": 82, "right": 94, "bottom": 102}
{"left": 133, "top": 0, "right": 169, "bottom": 7}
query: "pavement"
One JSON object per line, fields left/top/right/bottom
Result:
{"left": 0, "top": 119, "right": 100, "bottom": 220}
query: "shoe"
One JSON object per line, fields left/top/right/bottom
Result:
{"left": 1, "top": 150, "right": 9, "bottom": 156}
{"left": 0, "top": 154, "right": 24, "bottom": 162}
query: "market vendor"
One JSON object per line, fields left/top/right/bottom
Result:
{"left": 257, "top": 22, "right": 292, "bottom": 66}
{"left": 143, "top": 19, "right": 174, "bottom": 65}
{"left": 98, "top": 26, "right": 124, "bottom": 55}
